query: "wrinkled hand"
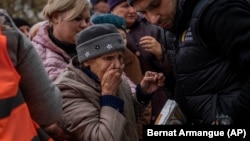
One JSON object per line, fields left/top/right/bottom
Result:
{"left": 140, "top": 71, "right": 165, "bottom": 94}
{"left": 139, "top": 36, "right": 163, "bottom": 60}
{"left": 44, "top": 123, "right": 72, "bottom": 141}
{"left": 101, "top": 63, "right": 124, "bottom": 96}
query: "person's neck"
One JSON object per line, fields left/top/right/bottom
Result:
{"left": 82, "top": 67, "right": 100, "bottom": 83}
{"left": 48, "top": 28, "right": 77, "bottom": 58}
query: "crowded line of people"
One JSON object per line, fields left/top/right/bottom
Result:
{"left": 1, "top": 0, "right": 250, "bottom": 140}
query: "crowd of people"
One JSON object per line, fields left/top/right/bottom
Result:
{"left": 1, "top": 0, "right": 250, "bottom": 140}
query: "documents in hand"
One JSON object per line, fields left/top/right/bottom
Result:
{"left": 154, "top": 99, "right": 187, "bottom": 125}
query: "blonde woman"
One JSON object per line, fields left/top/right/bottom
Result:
{"left": 31, "top": 0, "right": 91, "bottom": 81}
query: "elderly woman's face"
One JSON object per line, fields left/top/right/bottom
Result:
{"left": 52, "top": 9, "right": 91, "bottom": 44}
{"left": 84, "top": 51, "right": 124, "bottom": 80}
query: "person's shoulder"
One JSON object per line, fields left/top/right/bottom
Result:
{"left": 2, "top": 27, "right": 25, "bottom": 44}
{"left": 29, "top": 21, "right": 48, "bottom": 40}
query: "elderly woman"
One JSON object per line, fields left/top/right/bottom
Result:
{"left": 31, "top": 0, "right": 91, "bottom": 81}
{"left": 91, "top": 13, "right": 152, "bottom": 141}
{"left": 55, "top": 24, "right": 165, "bottom": 141}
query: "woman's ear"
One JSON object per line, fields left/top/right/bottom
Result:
{"left": 83, "top": 61, "right": 89, "bottom": 67}
{"left": 51, "top": 12, "right": 61, "bottom": 24}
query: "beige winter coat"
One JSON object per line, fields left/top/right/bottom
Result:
{"left": 55, "top": 57, "right": 139, "bottom": 141}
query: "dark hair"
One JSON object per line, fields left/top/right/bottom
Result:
{"left": 91, "top": 0, "right": 107, "bottom": 5}
{"left": 12, "top": 18, "right": 31, "bottom": 28}
{"left": 127, "top": 0, "right": 135, "bottom": 5}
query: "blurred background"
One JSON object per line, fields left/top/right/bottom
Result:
{"left": 0, "top": 0, "right": 54, "bottom": 25}
{"left": 1, "top": 0, "right": 91, "bottom": 26}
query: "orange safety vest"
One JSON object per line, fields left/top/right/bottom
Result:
{"left": 0, "top": 28, "right": 53, "bottom": 141}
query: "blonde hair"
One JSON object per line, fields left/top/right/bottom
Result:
{"left": 42, "top": 0, "right": 91, "bottom": 21}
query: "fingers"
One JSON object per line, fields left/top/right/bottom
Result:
{"left": 144, "top": 71, "right": 164, "bottom": 80}
{"left": 144, "top": 71, "right": 165, "bottom": 86}
{"left": 106, "top": 62, "right": 115, "bottom": 72}
{"left": 140, "top": 36, "right": 153, "bottom": 41}
{"left": 157, "top": 73, "right": 165, "bottom": 86}
{"left": 102, "top": 63, "right": 123, "bottom": 81}
{"left": 101, "top": 63, "right": 123, "bottom": 95}
{"left": 103, "top": 69, "right": 122, "bottom": 84}
{"left": 144, "top": 71, "right": 157, "bottom": 79}
{"left": 140, "top": 71, "right": 165, "bottom": 94}
{"left": 156, "top": 73, "right": 165, "bottom": 80}
{"left": 139, "top": 37, "right": 154, "bottom": 47}
{"left": 139, "top": 36, "right": 162, "bottom": 58}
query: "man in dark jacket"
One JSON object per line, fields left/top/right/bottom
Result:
{"left": 128, "top": 0, "right": 250, "bottom": 125}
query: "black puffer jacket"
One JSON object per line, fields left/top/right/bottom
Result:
{"left": 167, "top": 0, "right": 250, "bottom": 124}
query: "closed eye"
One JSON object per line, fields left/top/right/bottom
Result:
{"left": 147, "top": 0, "right": 161, "bottom": 10}
{"left": 104, "top": 56, "right": 115, "bottom": 61}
